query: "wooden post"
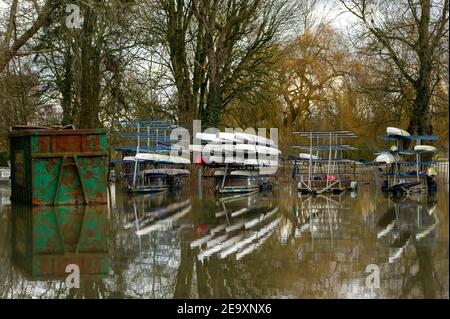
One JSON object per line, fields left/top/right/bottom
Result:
{"left": 197, "top": 165, "right": 203, "bottom": 199}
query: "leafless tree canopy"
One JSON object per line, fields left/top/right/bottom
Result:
{"left": 0, "top": 0, "right": 448, "bottom": 159}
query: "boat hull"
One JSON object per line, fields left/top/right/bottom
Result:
{"left": 214, "top": 174, "right": 273, "bottom": 194}
{"left": 127, "top": 185, "right": 169, "bottom": 193}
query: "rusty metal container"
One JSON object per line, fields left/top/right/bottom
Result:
{"left": 11, "top": 204, "right": 109, "bottom": 277}
{"left": 9, "top": 127, "right": 108, "bottom": 205}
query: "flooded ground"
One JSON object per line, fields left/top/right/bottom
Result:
{"left": 0, "top": 181, "right": 448, "bottom": 299}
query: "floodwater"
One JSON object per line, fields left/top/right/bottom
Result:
{"left": 0, "top": 180, "right": 448, "bottom": 299}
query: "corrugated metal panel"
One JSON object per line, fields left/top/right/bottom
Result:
{"left": 9, "top": 128, "right": 108, "bottom": 205}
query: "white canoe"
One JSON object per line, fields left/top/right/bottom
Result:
{"left": 298, "top": 153, "right": 320, "bottom": 160}
{"left": 190, "top": 143, "right": 280, "bottom": 155}
{"left": 169, "top": 155, "right": 191, "bottom": 164}
{"left": 387, "top": 127, "right": 410, "bottom": 137}
{"left": 136, "top": 153, "right": 168, "bottom": 162}
{"left": 243, "top": 159, "right": 259, "bottom": 166}
{"left": 195, "top": 131, "right": 276, "bottom": 146}
{"left": 258, "top": 158, "right": 279, "bottom": 167}
{"left": 414, "top": 145, "right": 437, "bottom": 152}
{"left": 234, "top": 144, "right": 280, "bottom": 155}
{"left": 135, "top": 153, "right": 190, "bottom": 164}
{"left": 375, "top": 152, "right": 397, "bottom": 164}
{"left": 256, "top": 145, "right": 281, "bottom": 155}
{"left": 204, "top": 144, "right": 235, "bottom": 153}
{"left": 195, "top": 132, "right": 219, "bottom": 142}
{"left": 217, "top": 132, "right": 244, "bottom": 143}
{"left": 215, "top": 170, "right": 266, "bottom": 177}
{"left": 142, "top": 168, "right": 190, "bottom": 176}
{"left": 234, "top": 132, "right": 275, "bottom": 147}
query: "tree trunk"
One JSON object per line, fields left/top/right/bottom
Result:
{"left": 77, "top": 3, "right": 102, "bottom": 129}
{"left": 203, "top": 80, "right": 222, "bottom": 129}
{"left": 407, "top": 0, "right": 434, "bottom": 136}
{"left": 61, "top": 46, "right": 74, "bottom": 125}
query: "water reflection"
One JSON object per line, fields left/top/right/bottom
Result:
{"left": 0, "top": 182, "right": 448, "bottom": 299}
{"left": 11, "top": 205, "right": 109, "bottom": 278}
{"left": 109, "top": 186, "right": 192, "bottom": 298}
{"left": 0, "top": 200, "right": 109, "bottom": 298}
{"left": 376, "top": 195, "right": 442, "bottom": 298}
{"left": 291, "top": 193, "right": 350, "bottom": 244}
{"left": 191, "top": 191, "right": 279, "bottom": 262}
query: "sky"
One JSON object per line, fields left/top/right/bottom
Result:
{"left": 0, "top": 0, "right": 359, "bottom": 31}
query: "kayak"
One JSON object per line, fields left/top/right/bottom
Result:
{"left": 387, "top": 127, "right": 410, "bottom": 137}
{"left": 414, "top": 145, "right": 437, "bottom": 152}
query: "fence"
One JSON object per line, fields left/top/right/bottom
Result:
{"left": 275, "top": 161, "right": 449, "bottom": 185}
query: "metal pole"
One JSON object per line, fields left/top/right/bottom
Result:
{"left": 147, "top": 126, "right": 150, "bottom": 150}
{"left": 137, "top": 123, "right": 140, "bottom": 154}
{"left": 221, "top": 163, "right": 229, "bottom": 189}
{"left": 416, "top": 152, "right": 419, "bottom": 182}
{"left": 308, "top": 133, "right": 312, "bottom": 188}
{"left": 326, "top": 132, "right": 332, "bottom": 190}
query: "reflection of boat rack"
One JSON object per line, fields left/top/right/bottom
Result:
{"left": 191, "top": 193, "right": 279, "bottom": 261}
{"left": 291, "top": 131, "right": 358, "bottom": 194}
{"left": 376, "top": 196, "right": 438, "bottom": 263}
{"left": 126, "top": 195, "right": 191, "bottom": 236}
{"left": 293, "top": 193, "right": 350, "bottom": 242}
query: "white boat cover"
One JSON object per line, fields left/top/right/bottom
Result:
{"left": 414, "top": 145, "right": 437, "bottom": 151}
{"left": 375, "top": 152, "right": 397, "bottom": 164}
{"left": 387, "top": 127, "right": 410, "bottom": 137}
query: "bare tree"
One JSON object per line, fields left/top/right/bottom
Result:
{"left": 192, "top": 0, "right": 294, "bottom": 128}
{"left": 340, "top": 0, "right": 449, "bottom": 135}
{"left": 0, "top": 0, "right": 64, "bottom": 73}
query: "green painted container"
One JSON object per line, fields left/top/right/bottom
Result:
{"left": 9, "top": 128, "right": 108, "bottom": 205}
{"left": 11, "top": 204, "right": 109, "bottom": 277}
